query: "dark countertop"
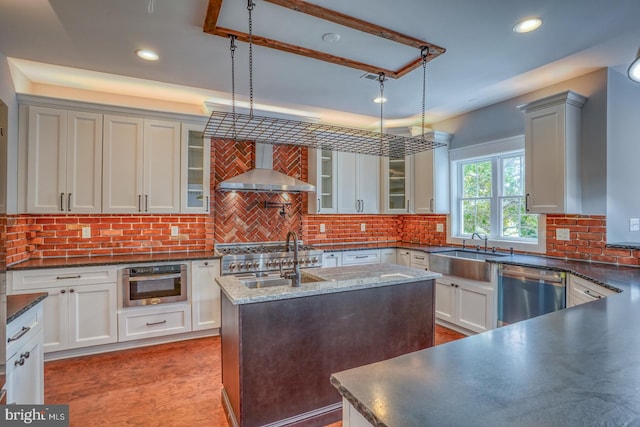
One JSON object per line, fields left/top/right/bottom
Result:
{"left": 331, "top": 253, "right": 640, "bottom": 426}
{"left": 7, "top": 292, "right": 48, "bottom": 324}
{"left": 8, "top": 251, "right": 221, "bottom": 270}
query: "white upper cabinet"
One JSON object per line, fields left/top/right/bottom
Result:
{"left": 381, "top": 131, "right": 451, "bottom": 214}
{"left": 308, "top": 148, "right": 338, "bottom": 214}
{"left": 337, "top": 152, "right": 379, "bottom": 214}
{"left": 103, "top": 115, "right": 180, "bottom": 213}
{"left": 181, "top": 123, "right": 210, "bottom": 213}
{"left": 27, "top": 106, "right": 102, "bottom": 213}
{"left": 519, "top": 91, "right": 587, "bottom": 214}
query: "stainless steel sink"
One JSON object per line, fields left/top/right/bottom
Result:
{"left": 429, "top": 250, "right": 505, "bottom": 282}
{"left": 240, "top": 274, "right": 325, "bottom": 289}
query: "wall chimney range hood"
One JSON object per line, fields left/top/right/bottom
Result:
{"left": 216, "top": 143, "right": 315, "bottom": 193}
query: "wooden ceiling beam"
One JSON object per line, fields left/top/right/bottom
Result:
{"left": 203, "top": 0, "right": 445, "bottom": 78}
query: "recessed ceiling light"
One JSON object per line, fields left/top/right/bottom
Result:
{"left": 513, "top": 17, "right": 543, "bottom": 33}
{"left": 321, "top": 33, "right": 341, "bottom": 43}
{"left": 136, "top": 49, "right": 159, "bottom": 61}
{"left": 373, "top": 97, "right": 387, "bottom": 104}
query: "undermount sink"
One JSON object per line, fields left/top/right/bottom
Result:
{"left": 240, "top": 274, "right": 326, "bottom": 289}
{"left": 429, "top": 250, "right": 505, "bottom": 282}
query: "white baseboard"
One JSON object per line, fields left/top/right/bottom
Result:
{"left": 43, "top": 328, "right": 219, "bottom": 361}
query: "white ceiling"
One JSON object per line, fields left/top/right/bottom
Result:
{"left": 1, "top": 0, "right": 639, "bottom": 129}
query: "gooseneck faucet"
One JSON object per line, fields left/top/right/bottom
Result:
{"left": 471, "top": 232, "right": 488, "bottom": 252}
{"left": 282, "top": 231, "right": 301, "bottom": 287}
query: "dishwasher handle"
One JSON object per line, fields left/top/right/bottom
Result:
{"left": 500, "top": 266, "right": 565, "bottom": 284}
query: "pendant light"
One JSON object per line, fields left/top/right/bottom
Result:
{"left": 629, "top": 46, "right": 640, "bottom": 83}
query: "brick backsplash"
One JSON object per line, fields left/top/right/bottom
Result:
{"left": 303, "top": 215, "right": 402, "bottom": 245}
{"left": 212, "top": 139, "right": 305, "bottom": 243}
{"left": 545, "top": 214, "right": 640, "bottom": 265}
{"left": 399, "top": 214, "right": 448, "bottom": 246}
{"left": 5, "top": 214, "right": 213, "bottom": 263}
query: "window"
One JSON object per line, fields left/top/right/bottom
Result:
{"left": 457, "top": 151, "right": 538, "bottom": 241}
{"left": 448, "top": 135, "right": 543, "bottom": 252}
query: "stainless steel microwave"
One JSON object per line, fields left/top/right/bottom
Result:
{"left": 122, "top": 264, "right": 187, "bottom": 307}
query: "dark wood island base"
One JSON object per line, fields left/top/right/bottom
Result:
{"left": 220, "top": 277, "right": 435, "bottom": 427}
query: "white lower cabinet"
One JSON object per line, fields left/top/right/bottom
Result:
{"left": 118, "top": 304, "right": 192, "bottom": 342}
{"left": 9, "top": 267, "right": 118, "bottom": 353}
{"left": 6, "top": 302, "right": 44, "bottom": 404}
{"left": 410, "top": 251, "right": 429, "bottom": 270}
{"left": 191, "top": 259, "right": 221, "bottom": 331}
{"left": 568, "top": 274, "right": 616, "bottom": 307}
{"left": 435, "top": 275, "right": 495, "bottom": 334}
{"left": 322, "top": 252, "right": 342, "bottom": 267}
{"left": 342, "top": 250, "right": 381, "bottom": 265}
{"left": 342, "top": 398, "right": 371, "bottom": 427}
{"left": 396, "top": 249, "right": 411, "bottom": 266}
{"left": 381, "top": 248, "right": 396, "bottom": 264}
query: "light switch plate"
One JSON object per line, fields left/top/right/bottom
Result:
{"left": 319, "top": 223, "right": 326, "bottom": 233}
{"left": 82, "top": 227, "right": 91, "bottom": 238}
{"left": 171, "top": 226, "right": 179, "bottom": 236}
{"left": 556, "top": 228, "right": 570, "bottom": 241}
{"left": 360, "top": 223, "right": 366, "bottom": 232}
{"left": 436, "top": 223, "right": 444, "bottom": 232}
{"left": 630, "top": 218, "right": 640, "bottom": 232}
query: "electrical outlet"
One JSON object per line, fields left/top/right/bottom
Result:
{"left": 319, "top": 223, "right": 326, "bottom": 233}
{"left": 360, "top": 223, "right": 366, "bottom": 232}
{"left": 630, "top": 218, "right": 640, "bottom": 232}
{"left": 82, "top": 227, "right": 91, "bottom": 238}
{"left": 436, "top": 223, "right": 444, "bottom": 232}
{"left": 556, "top": 228, "right": 570, "bottom": 241}
{"left": 171, "top": 226, "right": 179, "bottom": 236}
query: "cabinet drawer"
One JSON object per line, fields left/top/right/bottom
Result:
{"left": 342, "top": 250, "right": 381, "bottom": 265}
{"left": 10, "top": 266, "right": 117, "bottom": 292}
{"left": 118, "top": 304, "right": 192, "bottom": 342}
{"left": 570, "top": 275, "right": 616, "bottom": 302}
{"left": 410, "top": 251, "right": 429, "bottom": 268}
{"left": 7, "top": 302, "right": 43, "bottom": 359}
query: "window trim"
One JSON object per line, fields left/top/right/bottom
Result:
{"left": 447, "top": 135, "right": 546, "bottom": 254}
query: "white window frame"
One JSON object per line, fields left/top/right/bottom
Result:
{"left": 448, "top": 135, "right": 546, "bottom": 254}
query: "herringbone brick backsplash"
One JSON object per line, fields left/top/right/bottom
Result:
{"left": 212, "top": 139, "right": 305, "bottom": 243}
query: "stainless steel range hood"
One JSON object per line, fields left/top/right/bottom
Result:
{"left": 216, "top": 143, "right": 315, "bottom": 193}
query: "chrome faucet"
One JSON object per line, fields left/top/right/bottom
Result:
{"left": 471, "top": 232, "right": 488, "bottom": 252}
{"left": 281, "top": 231, "right": 301, "bottom": 287}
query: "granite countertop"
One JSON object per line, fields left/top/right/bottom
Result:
{"left": 7, "top": 292, "right": 48, "bottom": 324}
{"left": 216, "top": 264, "right": 441, "bottom": 305}
{"left": 331, "top": 254, "right": 640, "bottom": 426}
{"left": 8, "top": 251, "right": 221, "bottom": 270}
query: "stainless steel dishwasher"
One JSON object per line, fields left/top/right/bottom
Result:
{"left": 498, "top": 265, "right": 566, "bottom": 326}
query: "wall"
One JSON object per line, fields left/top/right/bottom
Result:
{"left": 434, "top": 69, "right": 608, "bottom": 214}
{"left": 606, "top": 68, "right": 640, "bottom": 243}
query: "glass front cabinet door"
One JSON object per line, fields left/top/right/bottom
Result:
{"left": 382, "top": 156, "right": 411, "bottom": 214}
{"left": 308, "top": 148, "right": 337, "bottom": 214}
{"left": 181, "top": 122, "right": 210, "bottom": 213}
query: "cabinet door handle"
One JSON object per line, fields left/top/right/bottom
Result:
{"left": 60, "top": 289, "right": 66, "bottom": 294}
{"left": 406, "top": 199, "right": 410, "bottom": 213}
{"left": 430, "top": 198, "right": 434, "bottom": 212}
{"left": 20, "top": 351, "right": 30, "bottom": 359}
{"left": 360, "top": 200, "right": 364, "bottom": 212}
{"left": 57, "top": 275, "right": 81, "bottom": 280}
{"left": 145, "top": 195, "right": 149, "bottom": 212}
{"left": 8, "top": 326, "right": 30, "bottom": 343}
{"left": 583, "top": 289, "right": 602, "bottom": 300}
{"left": 525, "top": 193, "right": 530, "bottom": 212}
{"left": 317, "top": 198, "right": 321, "bottom": 213}
{"left": 69, "top": 288, "right": 75, "bottom": 293}
{"left": 15, "top": 358, "right": 25, "bottom": 367}
{"left": 138, "top": 195, "right": 142, "bottom": 212}
{"left": 355, "top": 255, "right": 368, "bottom": 259}
{"left": 206, "top": 196, "right": 210, "bottom": 213}
{"left": 60, "top": 192, "right": 65, "bottom": 211}
{"left": 67, "top": 193, "right": 72, "bottom": 211}
{"left": 146, "top": 320, "right": 167, "bottom": 326}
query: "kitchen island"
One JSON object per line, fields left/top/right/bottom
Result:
{"left": 216, "top": 264, "right": 440, "bottom": 427}
{"left": 331, "top": 255, "right": 640, "bottom": 426}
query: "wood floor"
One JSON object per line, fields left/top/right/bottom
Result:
{"left": 44, "top": 325, "right": 465, "bottom": 426}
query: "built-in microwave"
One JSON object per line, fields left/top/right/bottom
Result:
{"left": 122, "top": 264, "right": 187, "bottom": 307}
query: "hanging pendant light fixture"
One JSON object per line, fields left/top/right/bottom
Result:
{"left": 628, "top": 45, "right": 640, "bottom": 83}
{"left": 203, "top": 2, "right": 446, "bottom": 157}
